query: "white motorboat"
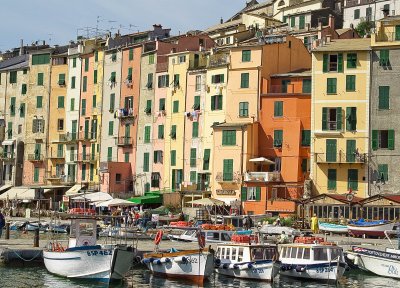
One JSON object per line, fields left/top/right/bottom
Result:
{"left": 319, "top": 222, "right": 348, "bottom": 234}
{"left": 43, "top": 217, "right": 136, "bottom": 283}
{"left": 346, "top": 230, "right": 400, "bottom": 279}
{"left": 214, "top": 234, "right": 278, "bottom": 281}
{"left": 276, "top": 237, "right": 347, "bottom": 281}
{"left": 142, "top": 248, "right": 214, "bottom": 284}
{"left": 168, "top": 228, "right": 234, "bottom": 243}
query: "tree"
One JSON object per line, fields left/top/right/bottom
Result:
{"left": 355, "top": 21, "right": 375, "bottom": 38}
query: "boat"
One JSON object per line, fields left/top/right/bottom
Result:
{"left": 319, "top": 222, "right": 348, "bottom": 234}
{"left": 276, "top": 237, "right": 347, "bottom": 281}
{"left": 347, "top": 219, "right": 395, "bottom": 237}
{"left": 168, "top": 225, "right": 236, "bottom": 243}
{"left": 43, "top": 216, "right": 136, "bottom": 283}
{"left": 46, "top": 223, "right": 70, "bottom": 234}
{"left": 214, "top": 232, "right": 279, "bottom": 281}
{"left": 346, "top": 230, "right": 400, "bottom": 279}
{"left": 25, "top": 221, "right": 48, "bottom": 232}
{"left": 142, "top": 248, "right": 214, "bottom": 284}
{"left": 259, "top": 224, "right": 301, "bottom": 236}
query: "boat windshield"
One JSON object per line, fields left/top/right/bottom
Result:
{"left": 330, "top": 248, "right": 342, "bottom": 261}
{"left": 313, "top": 248, "right": 329, "bottom": 261}
{"left": 251, "top": 247, "right": 276, "bottom": 260}
{"left": 221, "top": 232, "right": 232, "bottom": 241}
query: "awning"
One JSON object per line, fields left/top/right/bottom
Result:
{"left": 0, "top": 187, "right": 29, "bottom": 200}
{"left": 97, "top": 198, "right": 136, "bottom": 207}
{"left": 249, "top": 157, "right": 275, "bottom": 165}
{"left": 65, "top": 184, "right": 85, "bottom": 196}
{"left": 128, "top": 195, "right": 162, "bottom": 205}
{"left": 71, "top": 192, "right": 113, "bottom": 202}
{"left": 0, "top": 184, "right": 12, "bottom": 194}
{"left": 187, "top": 197, "right": 225, "bottom": 206}
{"left": 2, "top": 139, "right": 15, "bottom": 146}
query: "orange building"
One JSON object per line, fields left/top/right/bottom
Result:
{"left": 243, "top": 71, "right": 311, "bottom": 216}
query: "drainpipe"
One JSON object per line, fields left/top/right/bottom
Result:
{"left": 367, "top": 50, "right": 372, "bottom": 197}
{"left": 45, "top": 56, "right": 52, "bottom": 186}
{"left": 240, "top": 125, "right": 245, "bottom": 214}
{"left": 182, "top": 57, "right": 189, "bottom": 193}
{"left": 1, "top": 70, "right": 9, "bottom": 186}
{"left": 118, "top": 48, "right": 124, "bottom": 162}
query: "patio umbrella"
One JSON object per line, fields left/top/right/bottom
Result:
{"left": 97, "top": 198, "right": 136, "bottom": 207}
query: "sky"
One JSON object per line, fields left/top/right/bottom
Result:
{"left": 0, "top": 0, "right": 247, "bottom": 51}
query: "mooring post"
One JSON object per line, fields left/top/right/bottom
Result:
{"left": 5, "top": 222, "right": 10, "bottom": 240}
{"left": 33, "top": 228, "right": 39, "bottom": 247}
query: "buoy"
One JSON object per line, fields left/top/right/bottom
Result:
{"left": 174, "top": 256, "right": 188, "bottom": 263}
{"left": 154, "top": 230, "right": 163, "bottom": 245}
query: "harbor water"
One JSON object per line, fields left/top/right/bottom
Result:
{"left": 0, "top": 265, "right": 399, "bottom": 288}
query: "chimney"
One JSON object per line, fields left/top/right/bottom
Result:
{"left": 326, "top": 35, "right": 332, "bottom": 43}
{"left": 328, "top": 14, "right": 335, "bottom": 28}
{"left": 19, "top": 39, "right": 24, "bottom": 56}
{"left": 220, "top": 17, "right": 223, "bottom": 24}
{"left": 318, "top": 21, "right": 323, "bottom": 31}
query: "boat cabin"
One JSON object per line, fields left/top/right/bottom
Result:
{"left": 279, "top": 244, "right": 344, "bottom": 264}
{"left": 216, "top": 244, "right": 277, "bottom": 263}
{"left": 68, "top": 218, "right": 97, "bottom": 248}
{"left": 201, "top": 230, "right": 233, "bottom": 242}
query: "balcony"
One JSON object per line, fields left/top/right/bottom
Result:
{"left": 66, "top": 153, "right": 78, "bottom": 162}
{"left": 48, "top": 151, "right": 65, "bottom": 160}
{"left": 116, "top": 136, "right": 133, "bottom": 147}
{"left": 244, "top": 171, "right": 281, "bottom": 183}
{"left": 44, "top": 171, "right": 61, "bottom": 181}
{"left": 215, "top": 172, "right": 241, "bottom": 184}
{"left": 78, "top": 131, "right": 96, "bottom": 141}
{"left": 314, "top": 122, "right": 343, "bottom": 136}
{"left": 345, "top": 0, "right": 359, "bottom": 7}
{"left": 60, "top": 175, "right": 76, "bottom": 185}
{"left": 207, "top": 54, "right": 230, "bottom": 68}
{"left": 116, "top": 108, "right": 135, "bottom": 119}
{"left": 0, "top": 152, "right": 15, "bottom": 161}
{"left": 267, "top": 84, "right": 310, "bottom": 95}
{"left": 78, "top": 153, "right": 98, "bottom": 162}
{"left": 58, "top": 133, "right": 78, "bottom": 143}
{"left": 28, "top": 154, "right": 44, "bottom": 161}
{"left": 315, "top": 152, "right": 367, "bottom": 164}
{"left": 375, "top": 32, "right": 400, "bottom": 43}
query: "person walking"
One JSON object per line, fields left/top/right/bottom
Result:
{"left": 311, "top": 213, "right": 319, "bottom": 234}
{"left": 0, "top": 211, "right": 5, "bottom": 239}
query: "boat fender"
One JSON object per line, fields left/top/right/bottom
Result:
{"left": 281, "top": 265, "right": 286, "bottom": 271}
{"left": 239, "top": 263, "right": 253, "bottom": 270}
{"left": 354, "top": 256, "right": 360, "bottom": 266}
{"left": 154, "top": 259, "right": 162, "bottom": 265}
{"left": 174, "top": 256, "right": 187, "bottom": 263}
{"left": 154, "top": 230, "right": 163, "bottom": 245}
{"left": 142, "top": 258, "right": 153, "bottom": 264}
{"left": 228, "top": 263, "right": 239, "bottom": 269}
{"left": 222, "top": 263, "right": 229, "bottom": 269}
{"left": 295, "top": 265, "right": 306, "bottom": 272}
{"left": 346, "top": 254, "right": 356, "bottom": 261}
{"left": 215, "top": 258, "right": 221, "bottom": 267}
{"left": 160, "top": 257, "right": 171, "bottom": 264}
{"left": 133, "top": 256, "right": 142, "bottom": 264}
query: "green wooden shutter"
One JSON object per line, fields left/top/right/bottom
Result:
{"left": 290, "top": 16, "right": 295, "bottom": 27}
{"left": 302, "top": 130, "right": 311, "bottom": 146}
{"left": 256, "top": 187, "right": 261, "bottom": 201}
{"left": 379, "top": 86, "right": 390, "bottom": 110}
{"left": 396, "top": 26, "right": 400, "bottom": 41}
{"left": 193, "top": 96, "right": 200, "bottom": 110}
{"left": 110, "top": 93, "right": 115, "bottom": 111}
{"left": 93, "top": 70, "right": 97, "bottom": 84}
{"left": 223, "top": 159, "right": 233, "bottom": 181}
{"left": 171, "top": 150, "right": 176, "bottom": 166}
{"left": 124, "top": 152, "right": 129, "bottom": 163}
{"left": 338, "top": 53, "right": 343, "bottom": 72}
{"left": 302, "top": 79, "right": 311, "bottom": 93}
{"left": 322, "top": 107, "right": 328, "bottom": 130}
{"left": 144, "top": 126, "right": 151, "bottom": 143}
{"left": 301, "top": 159, "right": 308, "bottom": 172}
{"left": 218, "top": 95, "right": 223, "bottom": 110}
{"left": 336, "top": 107, "right": 342, "bottom": 130}
{"left": 34, "top": 167, "right": 39, "bottom": 182}
{"left": 20, "top": 103, "right": 25, "bottom": 117}
{"left": 37, "top": 73, "right": 44, "bottom": 85}
{"left": 323, "top": 54, "right": 328, "bottom": 72}
{"left": 241, "top": 187, "right": 247, "bottom": 201}
{"left": 21, "top": 84, "right": 27, "bottom": 95}
{"left": 143, "top": 153, "right": 149, "bottom": 172}
{"left": 158, "top": 125, "right": 164, "bottom": 139}
{"left": 192, "top": 122, "right": 199, "bottom": 138}
{"left": 81, "top": 99, "right": 86, "bottom": 115}
{"left": 82, "top": 76, "right": 87, "bottom": 92}
{"left": 372, "top": 130, "right": 378, "bottom": 150}
{"left": 274, "top": 101, "right": 283, "bottom": 117}
{"left": 190, "top": 148, "right": 196, "bottom": 167}
{"left": 346, "top": 107, "right": 352, "bottom": 131}
{"left": 173, "top": 100, "right": 179, "bottom": 113}
{"left": 327, "top": 169, "right": 337, "bottom": 190}
{"left": 203, "top": 149, "right": 211, "bottom": 170}
{"left": 326, "top": 139, "right": 337, "bottom": 162}
{"left": 211, "top": 96, "right": 216, "bottom": 110}
{"left": 388, "top": 129, "right": 395, "bottom": 150}
{"left": 84, "top": 58, "right": 89, "bottom": 71}
{"left": 58, "top": 96, "right": 64, "bottom": 108}
{"left": 107, "top": 147, "right": 112, "bottom": 161}
{"left": 346, "top": 140, "right": 356, "bottom": 162}
{"left": 108, "top": 121, "right": 113, "bottom": 136}
{"left": 10, "top": 97, "right": 15, "bottom": 116}
{"left": 299, "top": 15, "right": 305, "bottom": 29}
{"left": 346, "top": 75, "right": 356, "bottom": 92}
{"left": 37, "top": 96, "right": 43, "bottom": 108}
{"left": 129, "top": 49, "right": 134, "bottom": 60}
{"left": 378, "top": 164, "right": 389, "bottom": 181}
{"left": 348, "top": 169, "right": 358, "bottom": 191}
{"left": 159, "top": 98, "right": 165, "bottom": 110}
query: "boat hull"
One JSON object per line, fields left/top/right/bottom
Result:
{"left": 143, "top": 249, "right": 214, "bottom": 284}
{"left": 110, "top": 245, "right": 136, "bottom": 280}
{"left": 347, "top": 222, "right": 395, "bottom": 237}
{"left": 216, "top": 260, "right": 277, "bottom": 281}
{"left": 319, "top": 222, "right": 348, "bottom": 234}
{"left": 347, "top": 247, "right": 400, "bottom": 279}
{"left": 277, "top": 261, "right": 346, "bottom": 281}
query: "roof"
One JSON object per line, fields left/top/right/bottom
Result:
{"left": 360, "top": 194, "right": 400, "bottom": 205}
{"left": 307, "top": 193, "right": 363, "bottom": 204}
{"left": 313, "top": 38, "right": 371, "bottom": 52}
{"left": 0, "top": 54, "right": 29, "bottom": 71}
{"left": 271, "top": 69, "right": 311, "bottom": 77}
{"left": 336, "top": 28, "right": 352, "bottom": 36}
{"left": 212, "top": 122, "right": 249, "bottom": 128}
{"left": 204, "top": 19, "right": 243, "bottom": 33}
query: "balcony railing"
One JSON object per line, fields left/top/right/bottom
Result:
{"left": 208, "top": 54, "right": 230, "bottom": 68}
{"left": 28, "top": 154, "right": 44, "bottom": 161}
{"left": 78, "top": 153, "right": 98, "bottom": 162}
{"left": 315, "top": 152, "right": 367, "bottom": 164}
{"left": 268, "top": 84, "right": 310, "bottom": 95}
{"left": 117, "top": 136, "right": 133, "bottom": 146}
{"left": 44, "top": 172, "right": 61, "bottom": 180}
{"left": 345, "top": 0, "right": 359, "bottom": 7}
{"left": 60, "top": 175, "right": 76, "bottom": 184}
{"left": 49, "top": 151, "right": 65, "bottom": 159}
{"left": 67, "top": 153, "right": 78, "bottom": 162}
{"left": 59, "top": 133, "right": 78, "bottom": 142}
{"left": 78, "top": 131, "right": 97, "bottom": 141}
{"left": 215, "top": 172, "right": 241, "bottom": 183}
{"left": 244, "top": 171, "right": 281, "bottom": 183}
{"left": 0, "top": 152, "right": 15, "bottom": 161}
{"left": 376, "top": 32, "right": 400, "bottom": 43}
{"left": 116, "top": 108, "right": 134, "bottom": 119}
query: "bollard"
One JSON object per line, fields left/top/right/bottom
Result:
{"left": 5, "top": 222, "right": 10, "bottom": 240}
{"left": 34, "top": 228, "right": 39, "bottom": 247}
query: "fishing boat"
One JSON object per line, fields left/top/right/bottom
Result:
{"left": 276, "top": 237, "right": 347, "bottom": 281}
{"left": 347, "top": 219, "right": 395, "bottom": 237}
{"left": 346, "top": 230, "right": 400, "bottom": 279}
{"left": 43, "top": 216, "right": 136, "bottom": 283}
{"left": 214, "top": 232, "right": 278, "bottom": 281}
{"left": 142, "top": 230, "right": 214, "bottom": 284}
{"left": 319, "top": 222, "right": 348, "bottom": 234}
{"left": 168, "top": 224, "right": 235, "bottom": 243}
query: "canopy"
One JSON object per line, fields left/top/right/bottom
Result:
{"left": 65, "top": 184, "right": 85, "bottom": 196}
{"left": 249, "top": 157, "right": 275, "bottom": 164}
{"left": 0, "top": 187, "right": 51, "bottom": 200}
{"left": 0, "top": 184, "right": 12, "bottom": 194}
{"left": 187, "top": 197, "right": 225, "bottom": 206}
{"left": 128, "top": 193, "right": 162, "bottom": 205}
{"left": 97, "top": 198, "right": 135, "bottom": 207}
{"left": 72, "top": 192, "right": 113, "bottom": 202}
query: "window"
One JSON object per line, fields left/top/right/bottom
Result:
{"left": 154, "top": 151, "right": 163, "bottom": 164}
{"left": 57, "top": 119, "right": 64, "bottom": 131}
{"left": 322, "top": 107, "right": 342, "bottom": 131}
{"left": 170, "top": 125, "right": 177, "bottom": 139}
{"left": 21, "top": 84, "right": 27, "bottom": 95}
{"left": 211, "top": 74, "right": 225, "bottom": 84}
{"left": 192, "top": 122, "right": 199, "bottom": 138}
{"left": 149, "top": 53, "right": 155, "bottom": 64}
{"left": 58, "top": 73, "right": 65, "bottom": 85}
{"left": 81, "top": 99, "right": 86, "bottom": 115}
{"left": 93, "top": 70, "right": 97, "bottom": 84}
{"left": 223, "top": 159, "right": 233, "bottom": 181}
{"left": 7, "top": 122, "right": 12, "bottom": 139}
{"left": 147, "top": 73, "right": 153, "bottom": 89}
{"left": 301, "top": 158, "right": 308, "bottom": 173}
{"left": 82, "top": 76, "right": 87, "bottom": 92}
{"left": 203, "top": 149, "right": 211, "bottom": 170}
{"left": 19, "top": 103, "right": 25, "bottom": 117}
{"left": 58, "top": 96, "right": 65, "bottom": 108}
{"left": 82, "top": 164, "right": 86, "bottom": 181}
{"left": 384, "top": 4, "right": 390, "bottom": 12}
{"left": 171, "top": 150, "right": 176, "bottom": 166}
{"left": 10, "top": 97, "right": 15, "bottom": 116}
{"left": 380, "top": 50, "right": 390, "bottom": 66}
{"left": 240, "top": 73, "right": 249, "bottom": 88}
{"left": 274, "top": 101, "right": 283, "bottom": 117}
{"left": 110, "top": 93, "right": 115, "bottom": 111}
{"left": 314, "top": 248, "right": 329, "bottom": 261}
{"left": 195, "top": 75, "right": 201, "bottom": 91}
{"left": 190, "top": 148, "right": 197, "bottom": 167}
{"left": 57, "top": 144, "right": 63, "bottom": 158}
{"left": 158, "top": 125, "right": 164, "bottom": 139}
{"left": 246, "top": 187, "right": 261, "bottom": 201}
{"left": 32, "top": 119, "right": 45, "bottom": 133}
{"left": 37, "top": 73, "right": 44, "bottom": 85}
{"left": 274, "top": 130, "right": 283, "bottom": 147}
{"left": 158, "top": 75, "right": 169, "bottom": 88}
{"left": 354, "top": 9, "right": 360, "bottom": 20}
{"left": 92, "top": 94, "right": 96, "bottom": 108}
{"left": 108, "top": 121, "right": 114, "bottom": 136}
{"left": 348, "top": 169, "right": 358, "bottom": 191}
{"left": 190, "top": 171, "right": 197, "bottom": 184}
{"left": 222, "top": 130, "right": 236, "bottom": 146}
{"left": 33, "top": 167, "right": 39, "bottom": 183}
{"left": 346, "top": 107, "right": 357, "bottom": 131}
{"left": 151, "top": 172, "right": 161, "bottom": 187}
{"left": 346, "top": 139, "right": 356, "bottom": 162}
{"left": 239, "top": 102, "right": 249, "bottom": 117}
{"left": 366, "top": 7, "right": 372, "bottom": 19}
{"left": 290, "top": 16, "right": 295, "bottom": 27}
{"left": 346, "top": 75, "right": 356, "bottom": 92}
{"left": 144, "top": 183, "right": 150, "bottom": 192}
{"left": 124, "top": 152, "right": 129, "bottom": 163}
{"left": 84, "top": 58, "right": 89, "bottom": 71}
{"left": 302, "top": 79, "right": 311, "bottom": 93}
{"left": 396, "top": 25, "right": 400, "bottom": 41}
{"left": 71, "top": 76, "right": 76, "bottom": 89}
{"left": 379, "top": 86, "right": 390, "bottom": 110}
{"left": 32, "top": 54, "right": 50, "bottom": 65}
{"left": 173, "top": 74, "right": 180, "bottom": 88}
{"left": 173, "top": 100, "right": 179, "bottom": 113}
{"left": 159, "top": 98, "right": 166, "bottom": 111}
{"left": 36, "top": 96, "right": 43, "bottom": 108}
{"left": 178, "top": 55, "right": 186, "bottom": 63}
{"left": 70, "top": 98, "right": 75, "bottom": 111}
{"left": 129, "top": 48, "right": 134, "bottom": 61}
{"left": 111, "top": 52, "right": 117, "bottom": 62}
{"left": 143, "top": 153, "right": 149, "bottom": 172}
{"left": 327, "top": 78, "right": 337, "bottom": 94}
{"left": 9, "top": 71, "right": 17, "bottom": 83}
{"left": 107, "top": 147, "right": 113, "bottom": 162}
{"left": 323, "top": 54, "right": 343, "bottom": 72}
{"left": 372, "top": 130, "right": 395, "bottom": 150}
{"left": 301, "top": 130, "right": 311, "bottom": 146}
{"left": 115, "top": 173, "right": 122, "bottom": 184}
{"left": 326, "top": 139, "right": 337, "bottom": 162}
{"left": 211, "top": 95, "right": 223, "bottom": 110}
{"left": 347, "top": 53, "right": 357, "bottom": 68}
{"left": 72, "top": 57, "right": 77, "bottom": 68}
{"left": 144, "top": 100, "right": 152, "bottom": 114}
{"left": 378, "top": 164, "right": 388, "bottom": 182}
{"left": 299, "top": 15, "right": 305, "bottom": 29}
{"left": 242, "top": 50, "right": 251, "bottom": 62}
{"left": 144, "top": 126, "right": 151, "bottom": 143}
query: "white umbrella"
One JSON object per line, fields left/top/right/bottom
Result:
{"left": 97, "top": 198, "right": 135, "bottom": 207}
{"left": 249, "top": 157, "right": 275, "bottom": 164}
{"left": 187, "top": 197, "right": 225, "bottom": 206}
{"left": 72, "top": 192, "right": 113, "bottom": 202}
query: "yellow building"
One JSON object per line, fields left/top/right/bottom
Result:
{"left": 311, "top": 38, "right": 371, "bottom": 198}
